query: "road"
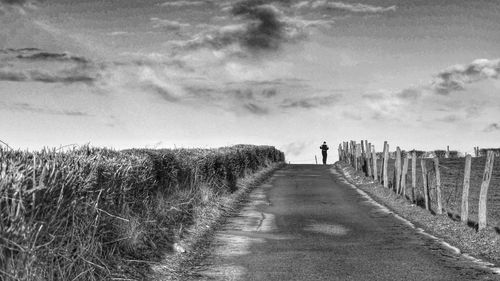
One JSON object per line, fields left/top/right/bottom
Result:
{"left": 191, "top": 164, "right": 499, "bottom": 280}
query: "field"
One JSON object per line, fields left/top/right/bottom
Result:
{"left": 0, "top": 145, "right": 284, "bottom": 281}
{"left": 377, "top": 157, "right": 500, "bottom": 227}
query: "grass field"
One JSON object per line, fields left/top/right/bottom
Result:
{"left": 377, "top": 157, "right": 500, "bottom": 228}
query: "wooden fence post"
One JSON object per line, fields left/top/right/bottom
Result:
{"left": 402, "top": 154, "right": 408, "bottom": 198}
{"left": 356, "top": 143, "right": 362, "bottom": 171}
{"left": 351, "top": 141, "right": 356, "bottom": 168}
{"left": 367, "top": 142, "right": 372, "bottom": 178}
{"left": 372, "top": 147, "right": 378, "bottom": 182}
{"left": 338, "top": 143, "right": 342, "bottom": 161}
{"left": 421, "top": 159, "right": 429, "bottom": 211}
{"left": 383, "top": 141, "right": 389, "bottom": 188}
{"left": 411, "top": 151, "right": 417, "bottom": 202}
{"left": 478, "top": 151, "right": 495, "bottom": 231}
{"left": 395, "top": 147, "right": 402, "bottom": 194}
{"left": 461, "top": 154, "right": 472, "bottom": 224}
{"left": 433, "top": 157, "right": 443, "bottom": 215}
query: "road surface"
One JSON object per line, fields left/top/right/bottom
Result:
{"left": 191, "top": 164, "right": 499, "bottom": 280}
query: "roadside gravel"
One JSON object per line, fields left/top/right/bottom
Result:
{"left": 334, "top": 161, "right": 500, "bottom": 267}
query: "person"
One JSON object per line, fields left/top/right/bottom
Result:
{"left": 320, "top": 141, "right": 329, "bottom": 165}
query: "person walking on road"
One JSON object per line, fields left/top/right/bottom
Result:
{"left": 320, "top": 141, "right": 329, "bottom": 165}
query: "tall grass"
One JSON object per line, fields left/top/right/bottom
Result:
{"left": 0, "top": 145, "right": 285, "bottom": 280}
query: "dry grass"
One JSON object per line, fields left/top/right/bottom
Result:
{"left": 0, "top": 145, "right": 285, "bottom": 281}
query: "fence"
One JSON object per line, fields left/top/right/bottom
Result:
{"left": 338, "top": 140, "right": 499, "bottom": 231}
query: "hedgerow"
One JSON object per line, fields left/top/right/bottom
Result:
{"left": 0, "top": 145, "right": 284, "bottom": 280}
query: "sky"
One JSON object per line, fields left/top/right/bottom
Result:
{"left": 0, "top": 0, "right": 499, "bottom": 163}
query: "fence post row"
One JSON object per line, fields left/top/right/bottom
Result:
{"left": 338, "top": 141, "right": 497, "bottom": 230}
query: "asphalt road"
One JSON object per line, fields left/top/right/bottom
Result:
{"left": 193, "top": 164, "right": 499, "bottom": 280}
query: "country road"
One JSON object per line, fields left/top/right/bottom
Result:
{"left": 191, "top": 164, "right": 500, "bottom": 280}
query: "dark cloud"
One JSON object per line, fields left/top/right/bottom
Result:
{"left": 15, "top": 52, "right": 90, "bottom": 64}
{"left": 172, "top": 1, "right": 307, "bottom": 53}
{"left": 228, "top": 88, "right": 278, "bottom": 101}
{"left": 0, "top": 49, "right": 100, "bottom": 84}
{"left": 484, "top": 123, "right": 500, "bottom": 132}
{"left": 142, "top": 83, "right": 180, "bottom": 102}
{"left": 243, "top": 102, "right": 269, "bottom": 115}
{"left": 0, "top": 69, "right": 98, "bottom": 84}
{"left": 432, "top": 58, "right": 500, "bottom": 95}
{"left": 231, "top": 1, "right": 285, "bottom": 50}
{"left": 262, "top": 88, "right": 277, "bottom": 97}
{"left": 398, "top": 88, "right": 421, "bottom": 100}
{"left": 0, "top": 69, "right": 28, "bottom": 81}
{"left": 1, "top": 0, "right": 29, "bottom": 5}
{"left": 280, "top": 95, "right": 339, "bottom": 109}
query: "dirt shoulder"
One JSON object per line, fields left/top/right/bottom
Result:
{"left": 149, "top": 163, "right": 285, "bottom": 281}
{"left": 334, "top": 161, "right": 500, "bottom": 267}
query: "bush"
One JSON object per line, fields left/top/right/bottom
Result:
{"left": 0, "top": 145, "right": 284, "bottom": 280}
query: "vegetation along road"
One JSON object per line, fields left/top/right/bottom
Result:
{"left": 189, "top": 164, "right": 500, "bottom": 280}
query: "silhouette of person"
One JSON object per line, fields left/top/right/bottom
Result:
{"left": 320, "top": 141, "right": 329, "bottom": 165}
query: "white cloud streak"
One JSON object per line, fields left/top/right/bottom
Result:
{"left": 159, "top": 1, "right": 209, "bottom": 7}
{"left": 295, "top": 0, "right": 396, "bottom": 13}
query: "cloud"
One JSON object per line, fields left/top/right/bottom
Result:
{"left": 281, "top": 141, "right": 308, "bottom": 156}
{"left": 296, "top": 0, "right": 396, "bottom": 13}
{"left": 0, "top": 69, "right": 97, "bottom": 83}
{"left": 484, "top": 123, "right": 500, "bottom": 132}
{"left": 150, "top": 18, "right": 190, "bottom": 30}
{"left": 280, "top": 94, "right": 339, "bottom": 109}
{"left": 397, "top": 88, "right": 422, "bottom": 100}
{"left": 170, "top": 2, "right": 308, "bottom": 53}
{"left": 159, "top": 1, "right": 209, "bottom": 7}
{"left": 0, "top": 48, "right": 100, "bottom": 84}
{"left": 108, "top": 31, "right": 130, "bottom": 36}
{"left": 243, "top": 103, "right": 269, "bottom": 115}
{"left": 432, "top": 58, "right": 500, "bottom": 95}
{"left": 231, "top": 2, "right": 286, "bottom": 50}
{"left": 14, "top": 51, "right": 90, "bottom": 63}
{"left": 1, "top": 0, "right": 28, "bottom": 5}
{"left": 0, "top": 0, "right": 37, "bottom": 15}
{"left": 141, "top": 83, "right": 181, "bottom": 102}
{"left": 2, "top": 102, "right": 90, "bottom": 116}
{"left": 435, "top": 115, "right": 460, "bottom": 123}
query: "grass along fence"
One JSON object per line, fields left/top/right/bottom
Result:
{"left": 338, "top": 140, "right": 499, "bottom": 232}
{"left": 0, "top": 145, "right": 285, "bottom": 281}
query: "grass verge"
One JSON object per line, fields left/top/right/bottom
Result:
{"left": 149, "top": 163, "right": 285, "bottom": 280}
{"left": 334, "top": 161, "right": 500, "bottom": 267}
